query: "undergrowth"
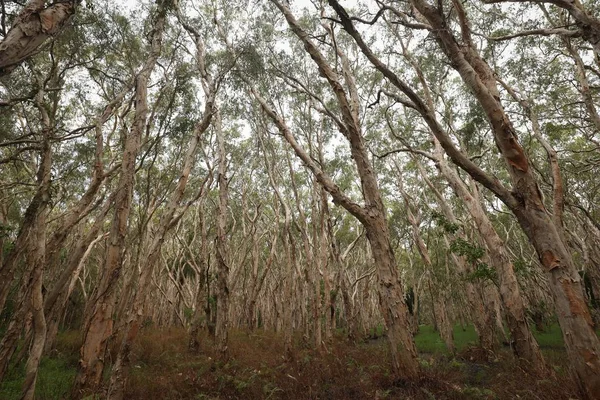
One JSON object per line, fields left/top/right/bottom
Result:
{"left": 0, "top": 325, "right": 583, "bottom": 399}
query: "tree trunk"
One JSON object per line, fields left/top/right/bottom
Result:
{"left": 365, "top": 220, "right": 420, "bottom": 378}
{"left": 188, "top": 207, "right": 209, "bottom": 351}
{"left": 214, "top": 111, "right": 230, "bottom": 359}
{"left": 0, "top": 301, "right": 29, "bottom": 382}
{"left": 71, "top": 6, "right": 166, "bottom": 397}
{"left": 20, "top": 93, "right": 53, "bottom": 400}
{"left": 398, "top": 170, "right": 455, "bottom": 354}
{"left": 0, "top": 0, "right": 79, "bottom": 76}
{"left": 407, "top": 0, "right": 599, "bottom": 393}
{"left": 430, "top": 279, "right": 454, "bottom": 354}
{"left": 256, "top": 1, "right": 420, "bottom": 379}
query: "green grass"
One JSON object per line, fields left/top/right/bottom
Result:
{"left": 414, "top": 325, "right": 446, "bottom": 354}
{"left": 414, "top": 323, "right": 591, "bottom": 354}
{"left": 414, "top": 324, "right": 478, "bottom": 354}
{"left": 368, "top": 324, "right": 385, "bottom": 338}
{"left": 532, "top": 324, "right": 565, "bottom": 349}
{"left": 0, "top": 357, "right": 76, "bottom": 400}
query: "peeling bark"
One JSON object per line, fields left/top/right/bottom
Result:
{"left": 407, "top": 0, "right": 600, "bottom": 393}
{"left": 0, "top": 0, "right": 79, "bottom": 76}
{"left": 251, "top": 1, "right": 420, "bottom": 379}
{"left": 71, "top": 5, "right": 166, "bottom": 398}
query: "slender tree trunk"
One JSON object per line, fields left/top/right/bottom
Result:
{"left": 188, "top": 271, "right": 207, "bottom": 351}
{"left": 45, "top": 232, "right": 106, "bottom": 355}
{"left": 256, "top": 1, "right": 420, "bottom": 379}
{"left": 412, "top": 156, "right": 496, "bottom": 352}
{"left": 311, "top": 182, "right": 323, "bottom": 349}
{"left": 430, "top": 278, "right": 454, "bottom": 353}
{"left": 261, "top": 136, "right": 295, "bottom": 352}
{"left": 214, "top": 112, "right": 230, "bottom": 359}
{"left": 0, "top": 84, "right": 53, "bottom": 388}
{"left": 108, "top": 9, "right": 217, "bottom": 392}
{"left": 71, "top": 6, "right": 166, "bottom": 397}
{"left": 339, "top": 269, "right": 354, "bottom": 339}
{"left": 20, "top": 93, "right": 53, "bottom": 400}
{"left": 0, "top": 169, "right": 50, "bottom": 313}
{"left": 430, "top": 138, "right": 545, "bottom": 368}
{"left": 333, "top": 228, "right": 362, "bottom": 341}
{"left": 408, "top": 0, "right": 598, "bottom": 391}
{"left": 397, "top": 170, "right": 454, "bottom": 353}
{"left": 43, "top": 197, "right": 112, "bottom": 355}
{"left": 251, "top": 78, "right": 421, "bottom": 379}
{"left": 107, "top": 165, "right": 212, "bottom": 400}
{"left": 188, "top": 207, "right": 209, "bottom": 351}
{"left": 282, "top": 216, "right": 294, "bottom": 355}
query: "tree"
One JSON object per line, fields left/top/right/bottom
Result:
{"left": 0, "top": 0, "right": 80, "bottom": 76}
{"left": 72, "top": 3, "right": 167, "bottom": 396}
{"left": 245, "top": 0, "right": 420, "bottom": 379}
{"left": 329, "top": 0, "right": 599, "bottom": 395}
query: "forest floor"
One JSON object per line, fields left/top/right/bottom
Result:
{"left": 0, "top": 324, "right": 588, "bottom": 399}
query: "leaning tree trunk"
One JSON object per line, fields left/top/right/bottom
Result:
{"left": 214, "top": 111, "right": 230, "bottom": 360}
{"left": 0, "top": 0, "right": 79, "bottom": 76}
{"left": 20, "top": 109, "right": 52, "bottom": 400}
{"left": 0, "top": 85, "right": 53, "bottom": 388}
{"left": 364, "top": 218, "right": 420, "bottom": 378}
{"left": 188, "top": 205, "right": 209, "bottom": 351}
{"left": 43, "top": 196, "right": 112, "bottom": 353}
{"left": 414, "top": 158, "right": 497, "bottom": 354}
{"left": 251, "top": 76, "right": 421, "bottom": 379}
{"left": 254, "top": 1, "right": 420, "bottom": 379}
{"left": 329, "top": 0, "right": 567, "bottom": 382}
{"left": 428, "top": 139, "right": 546, "bottom": 369}
{"left": 259, "top": 128, "right": 294, "bottom": 351}
{"left": 407, "top": 0, "right": 599, "bottom": 394}
{"left": 251, "top": 74, "right": 420, "bottom": 382}
{"left": 45, "top": 231, "right": 107, "bottom": 355}
{"left": 397, "top": 170, "right": 455, "bottom": 354}
{"left": 108, "top": 9, "right": 217, "bottom": 393}
{"left": 106, "top": 124, "right": 213, "bottom": 400}
{"left": 71, "top": 5, "right": 166, "bottom": 398}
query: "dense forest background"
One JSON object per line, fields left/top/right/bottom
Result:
{"left": 1, "top": 0, "right": 600, "bottom": 399}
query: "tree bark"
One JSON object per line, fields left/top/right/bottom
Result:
{"left": 397, "top": 171, "right": 455, "bottom": 354}
{"left": 482, "top": 0, "right": 600, "bottom": 53}
{"left": 332, "top": 0, "right": 590, "bottom": 387}
{"left": 414, "top": 158, "right": 497, "bottom": 353}
{"left": 0, "top": 0, "right": 79, "bottom": 76}
{"left": 407, "top": 0, "right": 598, "bottom": 392}
{"left": 214, "top": 111, "right": 230, "bottom": 360}
{"left": 188, "top": 207, "right": 209, "bottom": 351}
{"left": 71, "top": 5, "right": 166, "bottom": 397}
{"left": 20, "top": 88, "right": 53, "bottom": 400}
{"left": 251, "top": 76, "right": 419, "bottom": 380}
{"left": 428, "top": 137, "right": 545, "bottom": 368}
